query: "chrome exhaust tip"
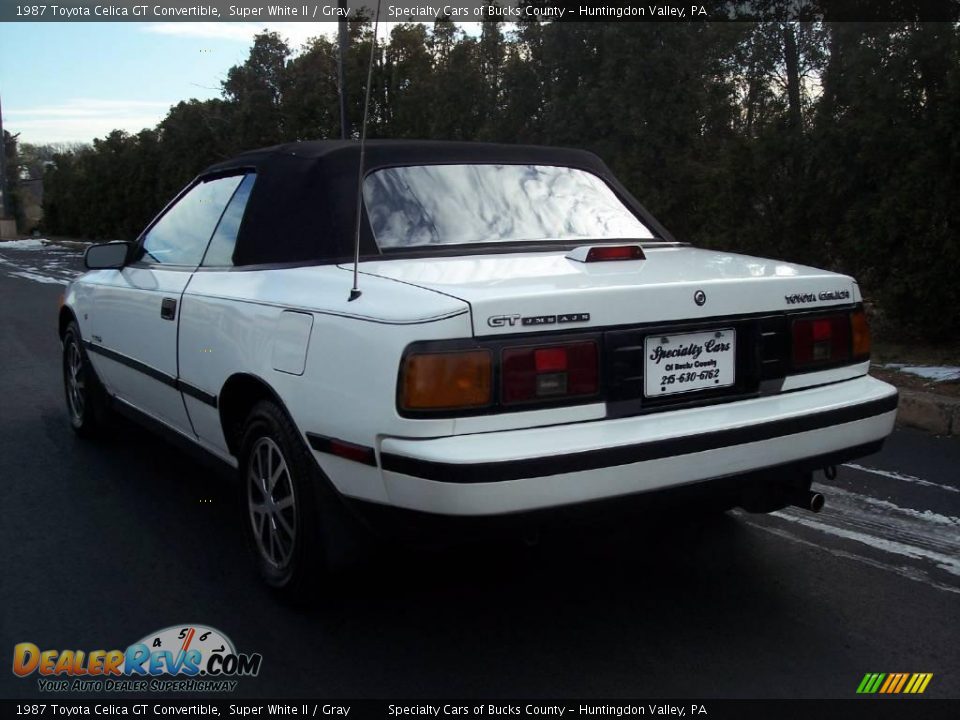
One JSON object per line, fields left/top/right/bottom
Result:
{"left": 787, "top": 489, "right": 825, "bottom": 513}
{"left": 808, "top": 492, "right": 825, "bottom": 513}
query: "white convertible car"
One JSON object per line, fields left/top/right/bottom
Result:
{"left": 60, "top": 140, "right": 898, "bottom": 595}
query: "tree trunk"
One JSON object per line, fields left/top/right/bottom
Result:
{"left": 782, "top": 23, "right": 803, "bottom": 132}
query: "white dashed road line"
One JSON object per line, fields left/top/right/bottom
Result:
{"left": 738, "top": 464, "right": 960, "bottom": 594}
{"left": 843, "top": 462, "right": 959, "bottom": 494}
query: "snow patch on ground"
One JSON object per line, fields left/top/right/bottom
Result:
{"left": 879, "top": 363, "right": 960, "bottom": 383}
{"left": 770, "top": 480, "right": 960, "bottom": 578}
{"left": 0, "top": 239, "right": 83, "bottom": 285}
{"left": 900, "top": 366, "right": 960, "bottom": 382}
{"left": 7, "top": 271, "right": 68, "bottom": 285}
{"left": 772, "top": 511, "right": 960, "bottom": 577}
{"left": 821, "top": 485, "right": 960, "bottom": 528}
{"left": 0, "top": 238, "right": 48, "bottom": 250}
{"left": 742, "top": 519, "right": 960, "bottom": 595}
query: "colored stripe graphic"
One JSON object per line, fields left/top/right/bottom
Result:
{"left": 893, "top": 673, "right": 909, "bottom": 693}
{"left": 857, "top": 672, "right": 933, "bottom": 694}
{"left": 857, "top": 673, "right": 879, "bottom": 694}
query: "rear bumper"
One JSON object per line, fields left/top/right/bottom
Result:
{"left": 378, "top": 375, "right": 898, "bottom": 516}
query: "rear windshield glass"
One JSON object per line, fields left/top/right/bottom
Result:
{"left": 363, "top": 164, "right": 653, "bottom": 249}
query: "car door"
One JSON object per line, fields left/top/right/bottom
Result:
{"left": 178, "top": 173, "right": 258, "bottom": 453}
{"left": 85, "top": 175, "right": 244, "bottom": 435}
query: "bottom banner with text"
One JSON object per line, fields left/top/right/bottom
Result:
{"left": 3, "top": 699, "right": 957, "bottom": 720}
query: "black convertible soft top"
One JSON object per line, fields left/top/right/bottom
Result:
{"left": 200, "top": 140, "right": 673, "bottom": 267}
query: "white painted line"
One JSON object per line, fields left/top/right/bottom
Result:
{"left": 770, "top": 512, "right": 960, "bottom": 578}
{"left": 814, "top": 484, "right": 960, "bottom": 528}
{"left": 741, "top": 518, "right": 960, "bottom": 596}
{"left": 843, "top": 463, "right": 959, "bottom": 494}
{"left": 738, "top": 471, "right": 960, "bottom": 591}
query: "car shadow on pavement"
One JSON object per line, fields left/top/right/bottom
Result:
{"left": 28, "top": 410, "right": 830, "bottom": 697}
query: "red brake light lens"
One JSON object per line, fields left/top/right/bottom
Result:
{"left": 502, "top": 342, "right": 599, "bottom": 405}
{"left": 792, "top": 314, "right": 851, "bottom": 368}
{"left": 534, "top": 347, "right": 568, "bottom": 372}
{"left": 811, "top": 319, "right": 833, "bottom": 342}
{"left": 585, "top": 245, "right": 645, "bottom": 262}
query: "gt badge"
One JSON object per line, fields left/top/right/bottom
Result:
{"left": 487, "top": 313, "right": 590, "bottom": 328}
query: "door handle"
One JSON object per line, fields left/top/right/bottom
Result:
{"left": 160, "top": 298, "right": 177, "bottom": 321}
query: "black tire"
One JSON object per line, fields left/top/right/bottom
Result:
{"left": 62, "top": 321, "right": 113, "bottom": 437}
{"left": 238, "top": 400, "right": 358, "bottom": 600}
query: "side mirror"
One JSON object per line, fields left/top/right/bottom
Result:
{"left": 84, "top": 241, "right": 132, "bottom": 270}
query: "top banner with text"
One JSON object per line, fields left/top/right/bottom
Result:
{"left": 2, "top": 1, "right": 957, "bottom": 23}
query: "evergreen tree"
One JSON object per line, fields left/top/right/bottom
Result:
{"left": 36, "top": 20, "right": 960, "bottom": 340}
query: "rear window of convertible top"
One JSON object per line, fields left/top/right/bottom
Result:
{"left": 362, "top": 164, "right": 653, "bottom": 250}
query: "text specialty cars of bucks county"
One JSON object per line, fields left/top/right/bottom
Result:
{"left": 59, "top": 140, "right": 898, "bottom": 596}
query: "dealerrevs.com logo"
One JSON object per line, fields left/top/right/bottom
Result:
{"left": 13, "top": 624, "right": 262, "bottom": 693}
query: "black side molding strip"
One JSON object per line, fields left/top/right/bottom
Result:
{"left": 84, "top": 340, "right": 171, "bottom": 386}
{"left": 380, "top": 393, "right": 899, "bottom": 484}
{"left": 306, "top": 433, "right": 378, "bottom": 467}
{"left": 178, "top": 381, "right": 218, "bottom": 408}
{"left": 83, "top": 341, "right": 218, "bottom": 408}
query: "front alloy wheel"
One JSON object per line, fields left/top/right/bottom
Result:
{"left": 62, "top": 320, "right": 111, "bottom": 437}
{"left": 65, "top": 339, "right": 86, "bottom": 424}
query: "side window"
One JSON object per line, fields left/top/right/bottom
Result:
{"left": 202, "top": 174, "right": 256, "bottom": 267}
{"left": 140, "top": 175, "right": 244, "bottom": 266}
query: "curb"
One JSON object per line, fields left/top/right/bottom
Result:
{"left": 896, "top": 388, "right": 960, "bottom": 437}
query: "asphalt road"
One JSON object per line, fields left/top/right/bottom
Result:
{"left": 1, "top": 240, "right": 957, "bottom": 701}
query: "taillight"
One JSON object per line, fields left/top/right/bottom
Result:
{"left": 401, "top": 350, "right": 492, "bottom": 410}
{"left": 851, "top": 309, "right": 871, "bottom": 361}
{"left": 502, "top": 341, "right": 599, "bottom": 404}
{"left": 791, "top": 313, "right": 851, "bottom": 368}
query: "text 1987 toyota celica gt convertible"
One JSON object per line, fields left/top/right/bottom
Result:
{"left": 60, "top": 140, "right": 898, "bottom": 596}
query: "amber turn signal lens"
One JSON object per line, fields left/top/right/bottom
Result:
{"left": 401, "top": 350, "right": 492, "bottom": 410}
{"left": 851, "top": 309, "right": 871, "bottom": 360}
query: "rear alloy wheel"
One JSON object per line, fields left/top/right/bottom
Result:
{"left": 239, "top": 400, "right": 354, "bottom": 599}
{"left": 247, "top": 436, "right": 298, "bottom": 572}
{"left": 62, "top": 321, "right": 112, "bottom": 437}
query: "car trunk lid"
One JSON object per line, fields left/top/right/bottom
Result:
{"left": 352, "top": 245, "right": 857, "bottom": 337}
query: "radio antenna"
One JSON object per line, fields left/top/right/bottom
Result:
{"left": 348, "top": 0, "right": 382, "bottom": 302}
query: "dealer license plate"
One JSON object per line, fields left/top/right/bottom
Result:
{"left": 644, "top": 328, "right": 736, "bottom": 398}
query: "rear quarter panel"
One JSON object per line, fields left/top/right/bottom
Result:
{"left": 177, "top": 265, "right": 471, "bottom": 501}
